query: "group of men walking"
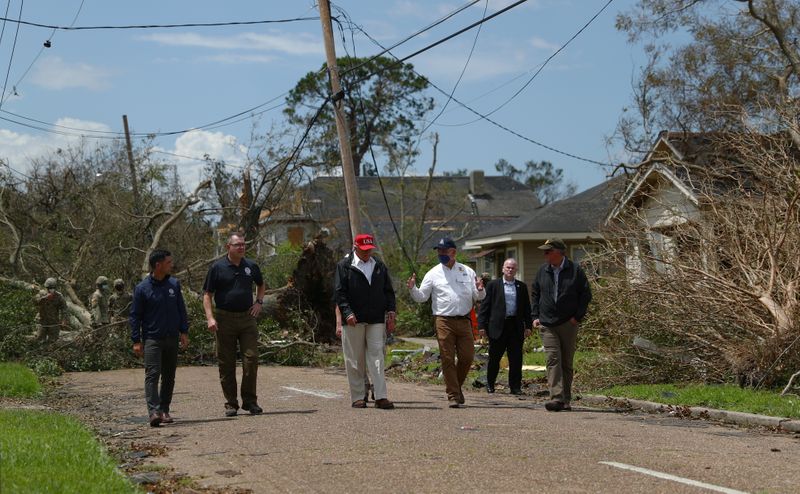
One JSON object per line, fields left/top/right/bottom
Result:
{"left": 126, "top": 230, "right": 591, "bottom": 425}
{"left": 336, "top": 234, "right": 592, "bottom": 412}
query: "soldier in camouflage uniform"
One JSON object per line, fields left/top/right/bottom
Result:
{"left": 34, "top": 278, "right": 67, "bottom": 343}
{"left": 109, "top": 278, "right": 133, "bottom": 321}
{"left": 90, "top": 276, "right": 111, "bottom": 327}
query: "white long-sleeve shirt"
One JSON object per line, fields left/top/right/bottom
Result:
{"left": 410, "top": 262, "right": 485, "bottom": 316}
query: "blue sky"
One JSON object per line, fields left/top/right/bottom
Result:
{"left": 0, "top": 0, "right": 646, "bottom": 192}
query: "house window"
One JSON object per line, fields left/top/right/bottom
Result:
{"left": 572, "top": 244, "right": 600, "bottom": 276}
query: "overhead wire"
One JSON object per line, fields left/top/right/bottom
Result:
{"left": 0, "top": 15, "right": 319, "bottom": 31}
{"left": 0, "top": 0, "right": 23, "bottom": 112}
{"left": 349, "top": 19, "right": 610, "bottom": 167}
{"left": 7, "top": 0, "right": 86, "bottom": 104}
{"left": 442, "top": 0, "right": 615, "bottom": 127}
{"left": 336, "top": 0, "right": 481, "bottom": 78}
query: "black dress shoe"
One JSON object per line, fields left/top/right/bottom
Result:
{"left": 486, "top": 384, "right": 495, "bottom": 394}
{"left": 510, "top": 388, "right": 522, "bottom": 395}
{"left": 243, "top": 403, "right": 263, "bottom": 415}
{"left": 545, "top": 400, "right": 565, "bottom": 411}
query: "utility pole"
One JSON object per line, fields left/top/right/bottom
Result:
{"left": 318, "top": 0, "right": 361, "bottom": 241}
{"left": 122, "top": 115, "right": 141, "bottom": 215}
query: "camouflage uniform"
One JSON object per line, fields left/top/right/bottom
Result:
{"left": 90, "top": 276, "right": 111, "bottom": 327}
{"left": 109, "top": 279, "right": 133, "bottom": 321}
{"left": 35, "top": 278, "right": 67, "bottom": 343}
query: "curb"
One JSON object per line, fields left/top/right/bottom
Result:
{"left": 579, "top": 394, "right": 800, "bottom": 433}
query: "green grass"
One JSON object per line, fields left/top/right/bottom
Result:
{"left": 0, "top": 361, "right": 41, "bottom": 397}
{"left": 595, "top": 383, "right": 800, "bottom": 419}
{"left": 0, "top": 410, "right": 136, "bottom": 493}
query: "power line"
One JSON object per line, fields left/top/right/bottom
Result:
{"left": 0, "top": 0, "right": 23, "bottom": 112}
{"left": 8, "top": 0, "right": 87, "bottom": 103}
{"left": 351, "top": 22, "right": 609, "bottom": 167}
{"left": 335, "top": 0, "right": 481, "bottom": 78}
{"left": 0, "top": 15, "right": 319, "bottom": 31}
{"left": 443, "top": 0, "right": 615, "bottom": 127}
{"left": 415, "top": 0, "right": 487, "bottom": 138}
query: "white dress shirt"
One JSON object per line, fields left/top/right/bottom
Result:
{"left": 351, "top": 254, "right": 376, "bottom": 284}
{"left": 410, "top": 262, "right": 485, "bottom": 316}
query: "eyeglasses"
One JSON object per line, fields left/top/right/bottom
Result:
{"left": 230, "top": 243, "right": 246, "bottom": 248}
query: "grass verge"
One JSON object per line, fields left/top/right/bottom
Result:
{"left": 0, "top": 409, "right": 136, "bottom": 493}
{"left": 0, "top": 361, "right": 41, "bottom": 397}
{"left": 594, "top": 383, "right": 800, "bottom": 419}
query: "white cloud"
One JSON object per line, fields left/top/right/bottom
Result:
{"left": 140, "top": 32, "right": 323, "bottom": 56}
{"left": 30, "top": 57, "right": 113, "bottom": 91}
{"left": 153, "top": 130, "right": 248, "bottom": 189}
{"left": 0, "top": 122, "right": 246, "bottom": 192}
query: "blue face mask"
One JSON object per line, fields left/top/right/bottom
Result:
{"left": 438, "top": 254, "right": 451, "bottom": 265}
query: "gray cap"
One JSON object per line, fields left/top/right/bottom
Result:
{"left": 537, "top": 238, "right": 567, "bottom": 251}
{"left": 96, "top": 276, "right": 109, "bottom": 286}
{"left": 113, "top": 278, "right": 124, "bottom": 288}
{"left": 44, "top": 278, "right": 57, "bottom": 288}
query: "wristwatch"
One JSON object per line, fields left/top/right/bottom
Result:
{"left": 255, "top": 299, "right": 263, "bottom": 305}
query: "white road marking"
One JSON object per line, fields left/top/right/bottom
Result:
{"left": 599, "top": 462, "right": 749, "bottom": 494}
{"left": 281, "top": 386, "right": 340, "bottom": 399}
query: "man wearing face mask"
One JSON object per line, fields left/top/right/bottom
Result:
{"left": 407, "top": 237, "right": 485, "bottom": 407}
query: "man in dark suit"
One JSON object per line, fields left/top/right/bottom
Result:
{"left": 477, "top": 258, "right": 532, "bottom": 394}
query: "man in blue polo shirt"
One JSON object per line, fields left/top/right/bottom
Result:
{"left": 130, "top": 249, "right": 190, "bottom": 427}
{"left": 203, "top": 233, "right": 266, "bottom": 417}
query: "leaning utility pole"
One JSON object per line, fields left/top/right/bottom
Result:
{"left": 318, "top": 0, "right": 361, "bottom": 241}
{"left": 122, "top": 115, "right": 141, "bottom": 215}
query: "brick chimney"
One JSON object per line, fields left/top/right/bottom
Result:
{"left": 469, "top": 170, "right": 484, "bottom": 195}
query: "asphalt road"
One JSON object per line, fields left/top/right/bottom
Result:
{"left": 59, "top": 366, "right": 800, "bottom": 493}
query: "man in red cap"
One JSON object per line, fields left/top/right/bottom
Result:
{"left": 334, "top": 233, "right": 397, "bottom": 409}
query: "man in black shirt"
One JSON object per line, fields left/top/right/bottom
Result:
{"left": 203, "top": 233, "right": 266, "bottom": 417}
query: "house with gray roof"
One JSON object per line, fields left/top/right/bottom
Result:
{"left": 261, "top": 170, "right": 541, "bottom": 260}
{"left": 463, "top": 175, "right": 626, "bottom": 283}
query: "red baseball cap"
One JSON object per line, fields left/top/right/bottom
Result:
{"left": 354, "top": 233, "right": 376, "bottom": 250}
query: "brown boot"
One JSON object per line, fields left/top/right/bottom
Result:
{"left": 375, "top": 398, "right": 395, "bottom": 410}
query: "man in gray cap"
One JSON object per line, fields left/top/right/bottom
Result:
{"left": 407, "top": 237, "right": 485, "bottom": 407}
{"left": 531, "top": 238, "right": 592, "bottom": 411}
{"left": 34, "top": 277, "right": 67, "bottom": 343}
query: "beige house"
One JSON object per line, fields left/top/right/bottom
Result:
{"left": 605, "top": 131, "right": 712, "bottom": 279}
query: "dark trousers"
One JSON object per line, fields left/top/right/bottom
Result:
{"left": 487, "top": 317, "right": 524, "bottom": 390}
{"left": 215, "top": 309, "right": 259, "bottom": 409}
{"left": 144, "top": 337, "right": 179, "bottom": 415}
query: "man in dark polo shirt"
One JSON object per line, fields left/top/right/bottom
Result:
{"left": 203, "top": 233, "right": 266, "bottom": 417}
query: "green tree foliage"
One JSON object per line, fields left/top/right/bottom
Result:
{"left": 615, "top": 0, "right": 800, "bottom": 153}
{"left": 494, "top": 158, "right": 576, "bottom": 205}
{"left": 283, "top": 56, "right": 434, "bottom": 177}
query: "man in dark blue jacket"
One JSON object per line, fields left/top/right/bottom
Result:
{"left": 531, "top": 239, "right": 591, "bottom": 412}
{"left": 334, "top": 233, "right": 397, "bottom": 409}
{"left": 130, "top": 249, "right": 189, "bottom": 427}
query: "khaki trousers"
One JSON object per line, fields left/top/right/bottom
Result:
{"left": 215, "top": 309, "right": 259, "bottom": 409}
{"left": 342, "top": 323, "right": 387, "bottom": 403}
{"left": 435, "top": 316, "right": 474, "bottom": 400}
{"left": 540, "top": 321, "right": 578, "bottom": 405}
